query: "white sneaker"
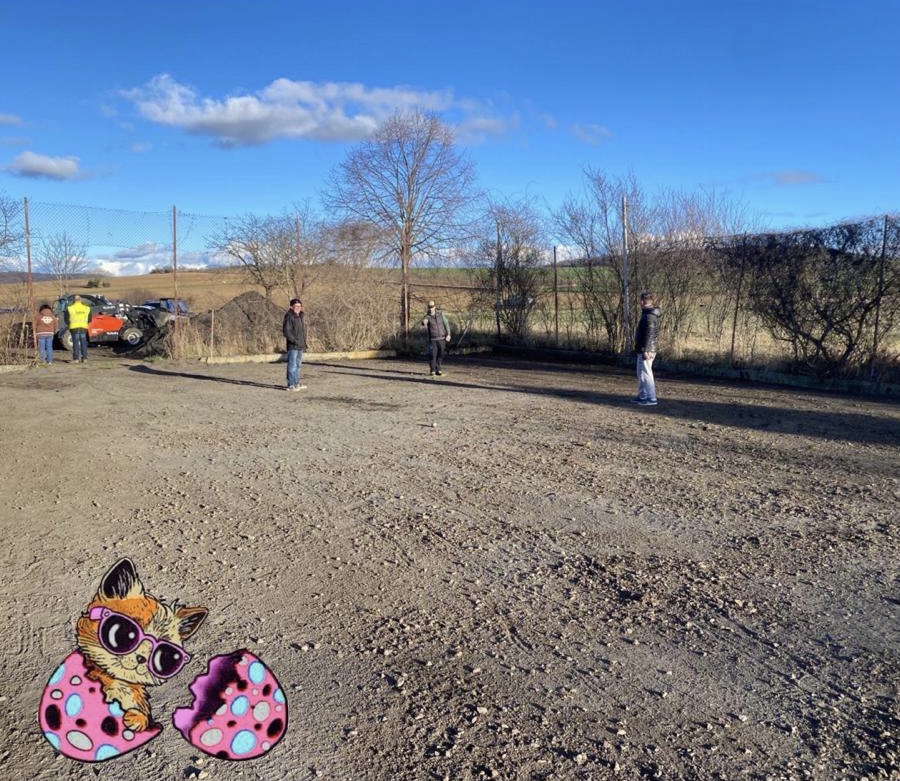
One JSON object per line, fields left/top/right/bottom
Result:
{"left": 297, "top": 384, "right": 307, "bottom": 390}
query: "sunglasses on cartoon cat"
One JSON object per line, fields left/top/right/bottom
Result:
{"left": 88, "top": 607, "right": 191, "bottom": 678}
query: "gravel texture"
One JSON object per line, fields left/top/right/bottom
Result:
{"left": 1, "top": 353, "right": 898, "bottom": 780}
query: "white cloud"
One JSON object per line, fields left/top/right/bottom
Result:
{"left": 770, "top": 170, "right": 826, "bottom": 186}
{"left": 90, "top": 259, "right": 152, "bottom": 276}
{"left": 0, "top": 114, "right": 22, "bottom": 125}
{"left": 455, "top": 115, "right": 515, "bottom": 145}
{"left": 90, "top": 242, "right": 224, "bottom": 276}
{"left": 7, "top": 151, "right": 83, "bottom": 180}
{"left": 553, "top": 245, "right": 586, "bottom": 263}
{"left": 571, "top": 123, "right": 613, "bottom": 146}
{"left": 113, "top": 241, "right": 168, "bottom": 262}
{"left": 92, "top": 258, "right": 212, "bottom": 276}
{"left": 121, "top": 74, "right": 510, "bottom": 147}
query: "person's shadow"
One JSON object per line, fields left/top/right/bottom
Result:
{"left": 316, "top": 359, "right": 900, "bottom": 448}
{"left": 128, "top": 364, "right": 281, "bottom": 390}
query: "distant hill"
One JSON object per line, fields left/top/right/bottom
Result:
{"left": 0, "top": 271, "right": 56, "bottom": 284}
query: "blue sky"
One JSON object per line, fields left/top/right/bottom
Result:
{"left": 2, "top": 0, "right": 898, "bottom": 266}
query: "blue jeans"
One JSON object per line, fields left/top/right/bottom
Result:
{"left": 636, "top": 352, "right": 657, "bottom": 401}
{"left": 38, "top": 334, "right": 54, "bottom": 363}
{"left": 72, "top": 330, "right": 88, "bottom": 361}
{"left": 286, "top": 349, "right": 303, "bottom": 388}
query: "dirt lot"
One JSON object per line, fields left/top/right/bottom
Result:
{"left": 0, "top": 353, "right": 897, "bottom": 781}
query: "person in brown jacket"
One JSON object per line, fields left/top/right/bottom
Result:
{"left": 34, "top": 303, "right": 58, "bottom": 364}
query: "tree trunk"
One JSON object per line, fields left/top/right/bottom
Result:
{"left": 401, "top": 247, "right": 410, "bottom": 339}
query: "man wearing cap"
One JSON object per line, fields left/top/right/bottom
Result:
{"left": 282, "top": 298, "right": 308, "bottom": 391}
{"left": 421, "top": 300, "right": 451, "bottom": 377}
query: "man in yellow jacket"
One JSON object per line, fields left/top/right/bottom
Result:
{"left": 65, "top": 295, "right": 92, "bottom": 363}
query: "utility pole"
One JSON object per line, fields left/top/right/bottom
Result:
{"left": 295, "top": 216, "right": 303, "bottom": 298}
{"left": 24, "top": 198, "right": 35, "bottom": 356}
{"left": 494, "top": 221, "right": 502, "bottom": 341}
{"left": 622, "top": 194, "right": 630, "bottom": 355}
{"left": 172, "top": 206, "right": 179, "bottom": 353}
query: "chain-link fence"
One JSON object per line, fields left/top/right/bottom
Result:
{"left": 1, "top": 197, "right": 897, "bottom": 379}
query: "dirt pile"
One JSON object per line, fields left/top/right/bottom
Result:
{"left": 123, "top": 291, "right": 285, "bottom": 358}
{"left": 193, "top": 290, "right": 285, "bottom": 354}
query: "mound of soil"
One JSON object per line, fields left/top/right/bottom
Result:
{"left": 193, "top": 291, "right": 284, "bottom": 353}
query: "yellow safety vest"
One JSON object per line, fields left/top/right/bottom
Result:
{"left": 66, "top": 302, "right": 91, "bottom": 330}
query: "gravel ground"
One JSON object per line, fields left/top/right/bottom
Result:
{"left": 1, "top": 353, "right": 898, "bottom": 781}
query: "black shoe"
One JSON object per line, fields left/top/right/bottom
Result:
{"left": 435, "top": 371, "right": 443, "bottom": 376}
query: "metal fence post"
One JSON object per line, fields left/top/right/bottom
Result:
{"left": 24, "top": 197, "right": 35, "bottom": 358}
{"left": 553, "top": 245, "right": 559, "bottom": 346}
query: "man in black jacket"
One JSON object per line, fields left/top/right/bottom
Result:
{"left": 633, "top": 291, "right": 661, "bottom": 406}
{"left": 421, "top": 300, "right": 451, "bottom": 376}
{"left": 282, "top": 298, "right": 308, "bottom": 391}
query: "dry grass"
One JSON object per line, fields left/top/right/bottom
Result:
{"left": 14, "top": 268, "right": 252, "bottom": 313}
{"left": 3, "top": 269, "right": 897, "bottom": 378}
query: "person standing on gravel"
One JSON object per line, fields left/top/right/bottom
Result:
{"left": 34, "top": 303, "right": 57, "bottom": 364}
{"left": 421, "top": 300, "right": 451, "bottom": 377}
{"left": 282, "top": 298, "right": 308, "bottom": 391}
{"left": 633, "top": 291, "right": 661, "bottom": 406}
{"left": 65, "top": 295, "right": 92, "bottom": 364}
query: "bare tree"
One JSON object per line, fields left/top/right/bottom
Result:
{"left": 324, "top": 109, "right": 479, "bottom": 336}
{"left": 278, "top": 203, "right": 331, "bottom": 299}
{"left": 554, "top": 170, "right": 654, "bottom": 352}
{"left": 37, "top": 231, "right": 88, "bottom": 292}
{"left": 207, "top": 214, "right": 298, "bottom": 300}
{"left": 648, "top": 188, "right": 756, "bottom": 348}
{"left": 0, "top": 192, "right": 24, "bottom": 271}
{"left": 321, "top": 219, "right": 387, "bottom": 268}
{"left": 715, "top": 218, "right": 900, "bottom": 375}
{"left": 476, "top": 198, "right": 548, "bottom": 339}
{"left": 556, "top": 171, "right": 759, "bottom": 355}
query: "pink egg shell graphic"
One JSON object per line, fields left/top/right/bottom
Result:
{"left": 173, "top": 649, "right": 287, "bottom": 760}
{"left": 38, "top": 650, "right": 161, "bottom": 762}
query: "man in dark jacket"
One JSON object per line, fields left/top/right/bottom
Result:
{"left": 633, "top": 291, "right": 661, "bottom": 406}
{"left": 421, "top": 300, "right": 451, "bottom": 376}
{"left": 282, "top": 298, "right": 308, "bottom": 391}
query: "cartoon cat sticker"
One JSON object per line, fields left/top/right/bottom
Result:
{"left": 38, "top": 557, "right": 287, "bottom": 763}
{"left": 39, "top": 558, "right": 207, "bottom": 761}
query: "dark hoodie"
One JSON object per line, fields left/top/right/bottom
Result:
{"left": 282, "top": 310, "right": 308, "bottom": 350}
{"left": 634, "top": 306, "right": 661, "bottom": 354}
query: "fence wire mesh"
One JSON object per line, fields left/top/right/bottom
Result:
{"left": 1, "top": 197, "right": 897, "bottom": 379}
